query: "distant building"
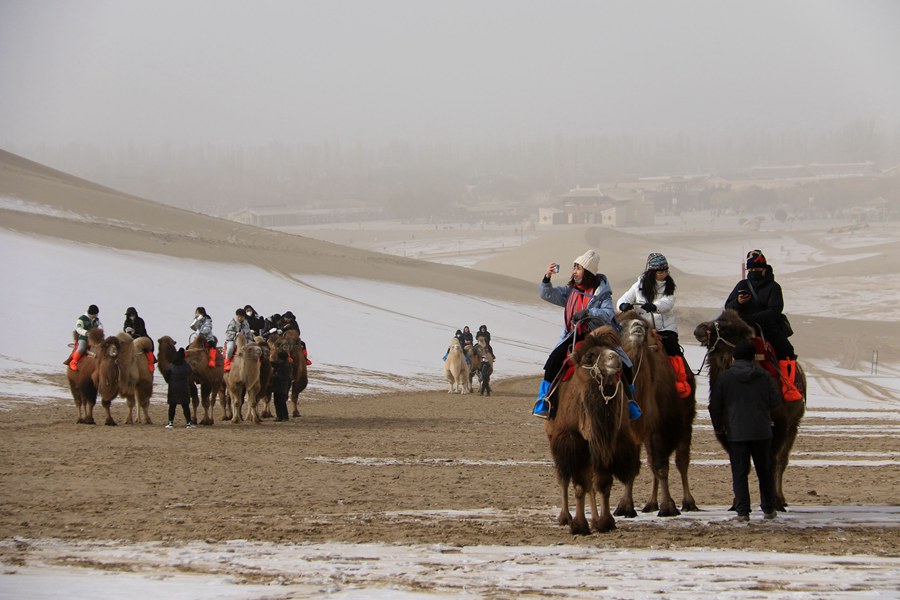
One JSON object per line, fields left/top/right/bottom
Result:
{"left": 540, "top": 185, "right": 654, "bottom": 226}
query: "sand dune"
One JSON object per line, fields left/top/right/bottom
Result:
{"left": 2, "top": 147, "right": 898, "bottom": 371}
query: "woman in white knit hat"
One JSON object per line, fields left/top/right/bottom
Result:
{"left": 533, "top": 249, "right": 635, "bottom": 418}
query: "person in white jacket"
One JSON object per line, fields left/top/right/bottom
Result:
{"left": 617, "top": 252, "right": 691, "bottom": 397}
{"left": 617, "top": 253, "right": 679, "bottom": 352}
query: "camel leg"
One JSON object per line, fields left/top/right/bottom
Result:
{"left": 646, "top": 440, "right": 680, "bottom": 517}
{"left": 261, "top": 393, "right": 273, "bottom": 419}
{"left": 230, "top": 389, "right": 244, "bottom": 424}
{"left": 556, "top": 476, "right": 573, "bottom": 527}
{"left": 248, "top": 395, "right": 262, "bottom": 424}
{"left": 124, "top": 395, "right": 136, "bottom": 425}
{"left": 774, "top": 417, "right": 801, "bottom": 511}
{"left": 593, "top": 470, "right": 617, "bottom": 533}
{"left": 570, "top": 479, "right": 591, "bottom": 536}
{"left": 613, "top": 479, "right": 637, "bottom": 518}
{"left": 290, "top": 385, "right": 301, "bottom": 417}
{"left": 140, "top": 389, "right": 153, "bottom": 425}
{"left": 642, "top": 443, "right": 660, "bottom": 513}
{"left": 675, "top": 440, "right": 699, "bottom": 511}
{"left": 84, "top": 399, "right": 96, "bottom": 425}
{"left": 101, "top": 399, "right": 117, "bottom": 426}
{"left": 72, "top": 387, "right": 84, "bottom": 424}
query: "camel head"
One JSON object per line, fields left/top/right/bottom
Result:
{"left": 448, "top": 338, "right": 462, "bottom": 353}
{"left": 572, "top": 326, "right": 624, "bottom": 399}
{"left": 619, "top": 314, "right": 649, "bottom": 348}
{"left": 693, "top": 309, "right": 753, "bottom": 353}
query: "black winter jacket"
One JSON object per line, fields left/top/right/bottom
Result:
{"left": 708, "top": 360, "right": 781, "bottom": 442}
{"left": 271, "top": 360, "right": 293, "bottom": 397}
{"left": 123, "top": 316, "right": 149, "bottom": 339}
{"left": 162, "top": 361, "right": 193, "bottom": 405}
{"left": 724, "top": 266, "right": 784, "bottom": 332}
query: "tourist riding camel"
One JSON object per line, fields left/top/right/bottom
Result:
{"left": 190, "top": 306, "right": 217, "bottom": 367}
{"left": 475, "top": 325, "right": 496, "bottom": 360}
{"left": 243, "top": 305, "right": 265, "bottom": 336}
{"left": 124, "top": 306, "right": 156, "bottom": 372}
{"left": 533, "top": 249, "right": 636, "bottom": 419}
{"left": 64, "top": 304, "right": 103, "bottom": 371}
{"left": 225, "top": 308, "right": 254, "bottom": 372}
{"left": 616, "top": 252, "right": 690, "bottom": 397}
{"left": 724, "top": 249, "right": 801, "bottom": 401}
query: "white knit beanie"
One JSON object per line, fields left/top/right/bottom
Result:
{"left": 573, "top": 249, "right": 600, "bottom": 274}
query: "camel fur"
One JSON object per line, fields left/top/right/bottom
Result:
{"left": 473, "top": 338, "right": 494, "bottom": 396}
{"left": 111, "top": 332, "right": 154, "bottom": 424}
{"left": 693, "top": 309, "right": 806, "bottom": 511}
{"left": 544, "top": 326, "right": 641, "bottom": 534}
{"left": 224, "top": 336, "right": 263, "bottom": 424}
{"left": 66, "top": 328, "right": 106, "bottom": 424}
{"left": 93, "top": 335, "right": 124, "bottom": 426}
{"left": 616, "top": 311, "right": 698, "bottom": 517}
{"left": 443, "top": 337, "right": 471, "bottom": 394}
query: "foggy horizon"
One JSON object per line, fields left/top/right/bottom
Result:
{"left": 2, "top": 0, "right": 900, "bottom": 149}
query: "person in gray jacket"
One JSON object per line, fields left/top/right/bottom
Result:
{"left": 708, "top": 339, "right": 781, "bottom": 521}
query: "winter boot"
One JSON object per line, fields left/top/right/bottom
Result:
{"left": 207, "top": 348, "right": 217, "bottom": 368}
{"left": 779, "top": 359, "right": 803, "bottom": 401}
{"left": 67, "top": 350, "right": 82, "bottom": 371}
{"left": 223, "top": 356, "right": 232, "bottom": 372}
{"left": 303, "top": 347, "right": 312, "bottom": 366}
{"left": 145, "top": 351, "right": 155, "bottom": 373}
{"left": 626, "top": 383, "right": 642, "bottom": 419}
{"left": 669, "top": 355, "right": 691, "bottom": 398}
{"left": 532, "top": 380, "right": 552, "bottom": 419}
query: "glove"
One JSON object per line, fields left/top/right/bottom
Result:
{"left": 618, "top": 302, "right": 634, "bottom": 312}
{"left": 641, "top": 302, "right": 657, "bottom": 313}
{"left": 573, "top": 309, "right": 590, "bottom": 321}
{"left": 125, "top": 327, "right": 135, "bottom": 334}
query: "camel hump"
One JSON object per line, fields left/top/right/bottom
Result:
{"left": 133, "top": 337, "right": 153, "bottom": 353}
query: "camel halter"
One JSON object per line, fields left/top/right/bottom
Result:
{"left": 582, "top": 353, "right": 623, "bottom": 405}
{"left": 694, "top": 320, "right": 737, "bottom": 376}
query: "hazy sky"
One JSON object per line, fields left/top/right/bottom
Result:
{"left": 2, "top": 0, "right": 899, "bottom": 148}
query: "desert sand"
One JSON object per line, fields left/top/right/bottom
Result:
{"left": 1, "top": 150, "right": 898, "bottom": 595}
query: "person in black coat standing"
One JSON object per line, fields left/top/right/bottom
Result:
{"left": 271, "top": 351, "right": 293, "bottom": 422}
{"left": 163, "top": 348, "right": 195, "bottom": 429}
{"left": 708, "top": 340, "right": 781, "bottom": 521}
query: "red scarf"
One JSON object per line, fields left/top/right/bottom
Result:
{"left": 564, "top": 285, "right": 595, "bottom": 331}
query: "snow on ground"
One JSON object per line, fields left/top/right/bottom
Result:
{"left": 2, "top": 524, "right": 898, "bottom": 599}
{"left": 3, "top": 214, "right": 899, "bottom": 598}
{"left": 0, "top": 228, "right": 560, "bottom": 401}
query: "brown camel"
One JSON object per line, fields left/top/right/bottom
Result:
{"left": 93, "top": 335, "right": 124, "bottom": 426}
{"left": 616, "top": 311, "right": 698, "bottom": 517}
{"left": 693, "top": 309, "right": 806, "bottom": 511}
{"left": 472, "top": 339, "right": 494, "bottom": 396}
{"left": 267, "top": 331, "right": 308, "bottom": 417}
{"left": 545, "top": 326, "right": 641, "bottom": 535}
{"left": 169, "top": 334, "right": 226, "bottom": 425}
{"left": 112, "top": 332, "right": 154, "bottom": 424}
{"left": 66, "top": 328, "right": 106, "bottom": 424}
{"left": 224, "top": 337, "right": 263, "bottom": 424}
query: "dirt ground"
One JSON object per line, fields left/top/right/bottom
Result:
{"left": 0, "top": 375, "right": 897, "bottom": 562}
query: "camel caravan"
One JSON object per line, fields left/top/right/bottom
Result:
{"left": 541, "top": 307, "right": 806, "bottom": 535}
{"left": 64, "top": 306, "right": 310, "bottom": 427}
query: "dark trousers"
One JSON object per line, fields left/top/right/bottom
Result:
{"left": 273, "top": 391, "right": 289, "bottom": 420}
{"left": 728, "top": 438, "right": 776, "bottom": 515}
{"left": 168, "top": 401, "right": 192, "bottom": 424}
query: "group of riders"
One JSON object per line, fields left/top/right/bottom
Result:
{"left": 446, "top": 325, "right": 496, "bottom": 365}
{"left": 63, "top": 247, "right": 800, "bottom": 420}
{"left": 531, "top": 248, "right": 802, "bottom": 419}
{"left": 64, "top": 304, "right": 311, "bottom": 373}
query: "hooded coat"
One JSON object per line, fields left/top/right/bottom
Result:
{"left": 708, "top": 359, "right": 781, "bottom": 442}
{"left": 162, "top": 354, "right": 194, "bottom": 405}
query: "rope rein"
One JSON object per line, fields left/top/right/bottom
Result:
{"left": 582, "top": 353, "right": 623, "bottom": 404}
